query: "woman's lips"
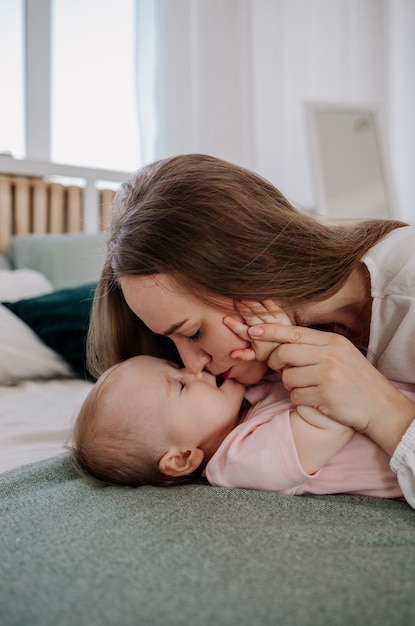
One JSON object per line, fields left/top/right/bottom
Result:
{"left": 216, "top": 368, "right": 232, "bottom": 387}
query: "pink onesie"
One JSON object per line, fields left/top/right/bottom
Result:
{"left": 205, "top": 381, "right": 410, "bottom": 499}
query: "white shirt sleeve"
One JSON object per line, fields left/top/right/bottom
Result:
{"left": 390, "top": 419, "right": 415, "bottom": 508}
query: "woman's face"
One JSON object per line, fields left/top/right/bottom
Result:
{"left": 119, "top": 274, "right": 268, "bottom": 385}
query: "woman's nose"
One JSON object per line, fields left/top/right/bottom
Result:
{"left": 174, "top": 340, "right": 210, "bottom": 374}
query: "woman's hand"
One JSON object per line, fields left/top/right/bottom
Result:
{"left": 242, "top": 322, "right": 415, "bottom": 456}
{"left": 226, "top": 311, "right": 376, "bottom": 429}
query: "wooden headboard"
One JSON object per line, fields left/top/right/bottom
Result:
{"left": 0, "top": 174, "right": 115, "bottom": 253}
{"left": 0, "top": 156, "right": 132, "bottom": 254}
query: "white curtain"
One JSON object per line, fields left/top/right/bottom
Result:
{"left": 136, "top": 0, "right": 414, "bottom": 220}
{"left": 136, "top": 0, "right": 255, "bottom": 170}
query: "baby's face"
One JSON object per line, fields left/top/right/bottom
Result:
{"left": 107, "top": 355, "right": 246, "bottom": 460}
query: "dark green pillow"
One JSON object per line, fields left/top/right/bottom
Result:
{"left": 3, "top": 283, "right": 97, "bottom": 380}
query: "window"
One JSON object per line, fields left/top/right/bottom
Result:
{"left": 0, "top": 0, "right": 141, "bottom": 171}
{"left": 52, "top": 0, "right": 140, "bottom": 171}
{"left": 0, "top": 0, "right": 25, "bottom": 158}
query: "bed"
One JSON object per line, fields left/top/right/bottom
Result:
{"left": 0, "top": 233, "right": 103, "bottom": 474}
{"left": 1, "top": 169, "right": 414, "bottom": 626}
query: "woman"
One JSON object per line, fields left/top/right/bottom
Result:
{"left": 88, "top": 153, "right": 415, "bottom": 504}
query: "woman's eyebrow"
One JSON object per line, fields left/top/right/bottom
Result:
{"left": 162, "top": 320, "right": 188, "bottom": 336}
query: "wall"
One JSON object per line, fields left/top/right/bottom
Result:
{"left": 150, "top": 0, "right": 414, "bottom": 220}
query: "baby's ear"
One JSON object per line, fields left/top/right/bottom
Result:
{"left": 159, "top": 448, "right": 204, "bottom": 477}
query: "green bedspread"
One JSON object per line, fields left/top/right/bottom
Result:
{"left": 1, "top": 453, "right": 414, "bottom": 626}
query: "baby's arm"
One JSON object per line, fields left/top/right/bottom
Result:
{"left": 226, "top": 300, "right": 354, "bottom": 473}
{"left": 289, "top": 405, "right": 354, "bottom": 474}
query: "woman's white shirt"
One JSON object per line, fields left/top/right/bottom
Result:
{"left": 364, "top": 224, "right": 415, "bottom": 382}
{"left": 363, "top": 224, "right": 415, "bottom": 507}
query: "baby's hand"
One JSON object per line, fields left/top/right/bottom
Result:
{"left": 224, "top": 299, "right": 291, "bottom": 362}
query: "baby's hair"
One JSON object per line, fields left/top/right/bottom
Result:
{"left": 71, "top": 362, "right": 198, "bottom": 488}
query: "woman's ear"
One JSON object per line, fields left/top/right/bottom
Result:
{"left": 159, "top": 447, "right": 204, "bottom": 477}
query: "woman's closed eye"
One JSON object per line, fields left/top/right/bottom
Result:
{"left": 187, "top": 330, "right": 201, "bottom": 342}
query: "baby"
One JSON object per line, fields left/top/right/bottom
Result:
{"left": 71, "top": 302, "right": 407, "bottom": 501}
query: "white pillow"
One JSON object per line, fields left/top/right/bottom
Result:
{"left": 0, "top": 269, "right": 53, "bottom": 302}
{"left": 0, "top": 304, "right": 74, "bottom": 385}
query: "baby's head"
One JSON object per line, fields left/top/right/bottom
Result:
{"left": 72, "top": 355, "right": 245, "bottom": 487}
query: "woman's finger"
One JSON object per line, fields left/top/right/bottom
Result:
{"left": 267, "top": 334, "right": 352, "bottom": 372}
{"left": 248, "top": 322, "right": 333, "bottom": 346}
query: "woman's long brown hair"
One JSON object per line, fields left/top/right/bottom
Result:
{"left": 87, "top": 153, "right": 406, "bottom": 378}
